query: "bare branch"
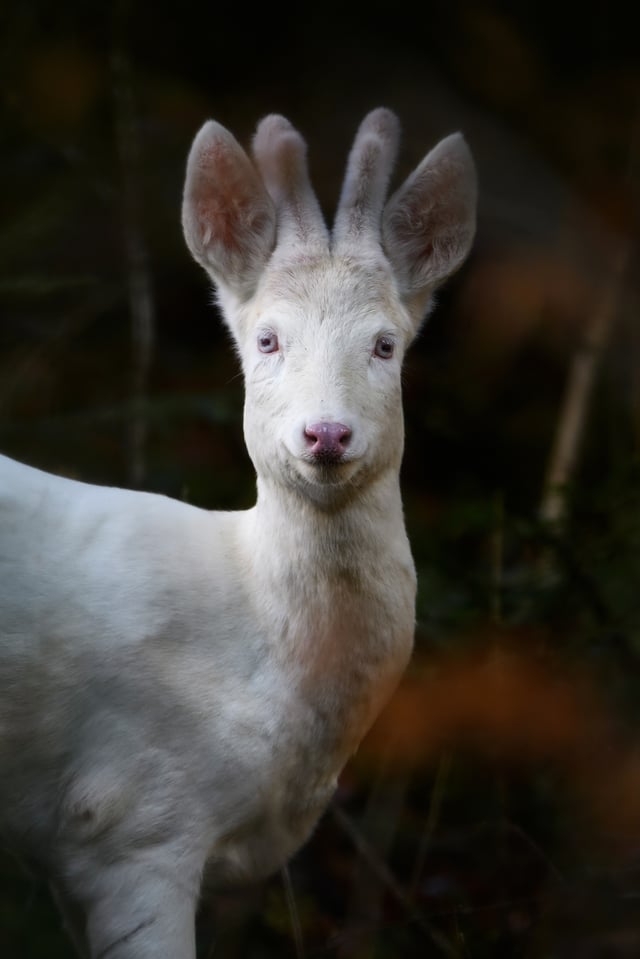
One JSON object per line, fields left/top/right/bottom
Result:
{"left": 111, "top": 0, "right": 155, "bottom": 487}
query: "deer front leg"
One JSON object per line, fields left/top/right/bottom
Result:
{"left": 58, "top": 852, "right": 201, "bottom": 959}
{"left": 87, "top": 874, "right": 196, "bottom": 959}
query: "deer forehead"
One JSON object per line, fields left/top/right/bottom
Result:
{"left": 247, "top": 255, "right": 414, "bottom": 342}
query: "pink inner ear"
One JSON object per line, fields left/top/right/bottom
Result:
{"left": 191, "top": 142, "right": 267, "bottom": 255}
{"left": 195, "top": 197, "right": 247, "bottom": 254}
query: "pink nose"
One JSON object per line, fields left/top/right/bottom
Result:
{"left": 304, "top": 422, "right": 352, "bottom": 461}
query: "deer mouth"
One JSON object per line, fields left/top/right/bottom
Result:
{"left": 295, "top": 452, "right": 361, "bottom": 490}
{"left": 306, "top": 448, "right": 350, "bottom": 467}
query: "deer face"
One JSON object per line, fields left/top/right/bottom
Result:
{"left": 237, "top": 255, "right": 413, "bottom": 502}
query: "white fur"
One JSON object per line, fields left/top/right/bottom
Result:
{"left": 0, "top": 108, "right": 476, "bottom": 957}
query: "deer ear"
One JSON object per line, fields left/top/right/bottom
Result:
{"left": 182, "top": 121, "right": 276, "bottom": 301}
{"left": 382, "top": 133, "right": 477, "bottom": 321}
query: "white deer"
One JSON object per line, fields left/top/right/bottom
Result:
{"left": 0, "top": 108, "right": 476, "bottom": 957}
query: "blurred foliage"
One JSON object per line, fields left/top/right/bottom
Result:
{"left": 2, "top": 0, "right": 640, "bottom": 955}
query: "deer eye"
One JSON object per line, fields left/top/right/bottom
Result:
{"left": 257, "top": 331, "right": 279, "bottom": 354}
{"left": 374, "top": 336, "right": 395, "bottom": 359}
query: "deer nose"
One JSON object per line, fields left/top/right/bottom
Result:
{"left": 304, "top": 422, "right": 352, "bottom": 461}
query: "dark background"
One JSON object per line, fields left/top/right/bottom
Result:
{"left": 2, "top": 1, "right": 640, "bottom": 956}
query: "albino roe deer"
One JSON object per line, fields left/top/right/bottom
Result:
{"left": 0, "top": 108, "right": 476, "bottom": 957}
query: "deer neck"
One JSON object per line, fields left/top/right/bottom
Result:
{"left": 238, "top": 471, "right": 416, "bottom": 756}
{"left": 250, "top": 470, "right": 408, "bottom": 577}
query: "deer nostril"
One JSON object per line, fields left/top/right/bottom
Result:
{"left": 304, "top": 422, "right": 352, "bottom": 460}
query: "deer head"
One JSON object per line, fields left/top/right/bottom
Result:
{"left": 182, "top": 109, "right": 476, "bottom": 507}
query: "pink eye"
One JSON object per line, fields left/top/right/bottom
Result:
{"left": 258, "top": 331, "right": 279, "bottom": 354}
{"left": 374, "top": 336, "right": 395, "bottom": 359}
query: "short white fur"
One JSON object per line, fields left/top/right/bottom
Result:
{"left": 0, "top": 107, "right": 476, "bottom": 957}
